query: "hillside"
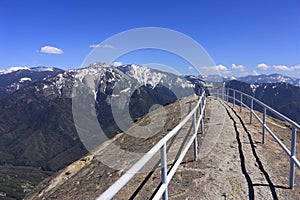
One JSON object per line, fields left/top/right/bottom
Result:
{"left": 1, "top": 65, "right": 299, "bottom": 199}
{"left": 25, "top": 96, "right": 300, "bottom": 199}
{"left": 226, "top": 80, "right": 300, "bottom": 124}
{"left": 0, "top": 63, "right": 195, "bottom": 199}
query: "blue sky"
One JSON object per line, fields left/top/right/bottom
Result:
{"left": 1, "top": 0, "right": 300, "bottom": 77}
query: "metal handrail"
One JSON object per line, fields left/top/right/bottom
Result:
{"left": 213, "top": 87, "right": 299, "bottom": 189}
{"left": 97, "top": 91, "right": 206, "bottom": 200}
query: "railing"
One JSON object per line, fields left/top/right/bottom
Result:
{"left": 97, "top": 91, "right": 206, "bottom": 200}
{"left": 213, "top": 87, "right": 300, "bottom": 189}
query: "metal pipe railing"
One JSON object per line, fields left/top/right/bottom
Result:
{"left": 214, "top": 87, "right": 300, "bottom": 189}
{"left": 97, "top": 91, "right": 206, "bottom": 199}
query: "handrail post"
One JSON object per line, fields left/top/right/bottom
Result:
{"left": 240, "top": 93, "right": 243, "bottom": 112}
{"left": 200, "top": 98, "right": 204, "bottom": 133}
{"left": 250, "top": 98, "right": 253, "bottom": 124}
{"left": 262, "top": 107, "right": 266, "bottom": 144}
{"left": 203, "top": 94, "right": 207, "bottom": 117}
{"left": 233, "top": 90, "right": 235, "bottom": 106}
{"left": 160, "top": 144, "right": 168, "bottom": 200}
{"left": 289, "top": 126, "right": 297, "bottom": 189}
{"left": 193, "top": 112, "right": 198, "bottom": 161}
{"left": 226, "top": 88, "right": 229, "bottom": 102}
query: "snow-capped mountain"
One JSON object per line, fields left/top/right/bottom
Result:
{"left": 222, "top": 76, "right": 237, "bottom": 82}
{"left": 31, "top": 63, "right": 195, "bottom": 102}
{"left": 0, "top": 66, "right": 64, "bottom": 99}
{"left": 231, "top": 73, "right": 300, "bottom": 87}
{"left": 0, "top": 62, "right": 197, "bottom": 198}
{"left": 0, "top": 66, "right": 59, "bottom": 75}
{"left": 2, "top": 63, "right": 299, "bottom": 198}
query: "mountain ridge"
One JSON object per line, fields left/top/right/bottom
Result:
{"left": 0, "top": 64, "right": 299, "bottom": 198}
{"left": 225, "top": 80, "right": 300, "bottom": 123}
{"left": 224, "top": 73, "right": 300, "bottom": 87}
{"left": 0, "top": 63, "right": 196, "bottom": 199}
{"left": 0, "top": 66, "right": 64, "bottom": 100}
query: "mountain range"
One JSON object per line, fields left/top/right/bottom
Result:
{"left": 0, "top": 64, "right": 299, "bottom": 199}
{"left": 225, "top": 80, "right": 300, "bottom": 124}
{"left": 0, "top": 66, "right": 64, "bottom": 100}
{"left": 0, "top": 63, "right": 194, "bottom": 199}
{"left": 224, "top": 73, "right": 300, "bottom": 87}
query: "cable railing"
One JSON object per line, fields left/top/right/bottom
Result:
{"left": 97, "top": 91, "right": 206, "bottom": 200}
{"left": 212, "top": 87, "right": 300, "bottom": 189}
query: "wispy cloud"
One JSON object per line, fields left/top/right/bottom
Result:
{"left": 89, "top": 44, "right": 115, "bottom": 49}
{"left": 201, "top": 65, "right": 228, "bottom": 71}
{"left": 197, "top": 63, "right": 300, "bottom": 76}
{"left": 273, "top": 65, "right": 294, "bottom": 71}
{"left": 231, "top": 64, "right": 245, "bottom": 71}
{"left": 89, "top": 44, "right": 101, "bottom": 48}
{"left": 188, "top": 66, "right": 194, "bottom": 70}
{"left": 102, "top": 44, "right": 115, "bottom": 49}
{"left": 257, "top": 63, "right": 270, "bottom": 70}
{"left": 200, "top": 65, "right": 230, "bottom": 74}
{"left": 40, "top": 45, "right": 63, "bottom": 54}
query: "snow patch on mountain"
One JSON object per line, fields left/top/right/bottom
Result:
{"left": 250, "top": 84, "right": 259, "bottom": 93}
{"left": 19, "top": 77, "right": 32, "bottom": 82}
{"left": 120, "top": 88, "right": 130, "bottom": 93}
{"left": 0, "top": 66, "right": 30, "bottom": 74}
{"left": 125, "top": 64, "right": 166, "bottom": 88}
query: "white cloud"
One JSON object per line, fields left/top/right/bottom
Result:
{"left": 273, "top": 65, "right": 294, "bottom": 71}
{"left": 253, "top": 70, "right": 259, "bottom": 75}
{"left": 188, "top": 66, "right": 194, "bottom": 70}
{"left": 89, "top": 44, "right": 101, "bottom": 48}
{"left": 40, "top": 45, "right": 63, "bottom": 54}
{"left": 201, "top": 65, "right": 228, "bottom": 71}
{"left": 231, "top": 64, "right": 245, "bottom": 71}
{"left": 257, "top": 63, "right": 270, "bottom": 70}
{"left": 200, "top": 65, "right": 230, "bottom": 75}
{"left": 102, "top": 44, "right": 115, "bottom": 49}
{"left": 89, "top": 44, "right": 115, "bottom": 49}
{"left": 113, "top": 62, "right": 122, "bottom": 67}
